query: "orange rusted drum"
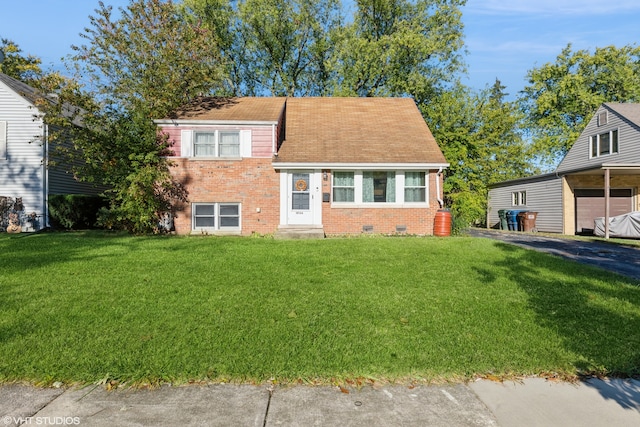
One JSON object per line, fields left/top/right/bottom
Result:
{"left": 433, "top": 209, "right": 452, "bottom": 237}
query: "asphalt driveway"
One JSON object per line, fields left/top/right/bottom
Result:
{"left": 466, "top": 228, "right": 640, "bottom": 282}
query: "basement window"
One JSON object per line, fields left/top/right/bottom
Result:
{"left": 193, "top": 203, "right": 241, "bottom": 232}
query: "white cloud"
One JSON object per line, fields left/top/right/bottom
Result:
{"left": 466, "top": 0, "right": 640, "bottom": 15}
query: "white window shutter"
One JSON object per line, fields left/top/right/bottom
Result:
{"left": 181, "top": 130, "right": 193, "bottom": 157}
{"left": 240, "top": 130, "right": 252, "bottom": 158}
{"left": 0, "top": 121, "right": 6, "bottom": 160}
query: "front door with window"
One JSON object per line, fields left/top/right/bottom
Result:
{"left": 287, "top": 172, "right": 314, "bottom": 225}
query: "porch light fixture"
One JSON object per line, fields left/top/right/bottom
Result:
{"left": 323, "top": 171, "right": 328, "bottom": 181}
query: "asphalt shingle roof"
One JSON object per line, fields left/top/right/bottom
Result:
{"left": 167, "top": 97, "right": 286, "bottom": 122}
{"left": 275, "top": 97, "right": 446, "bottom": 165}
{"left": 605, "top": 103, "right": 640, "bottom": 128}
{"left": 165, "top": 96, "right": 446, "bottom": 165}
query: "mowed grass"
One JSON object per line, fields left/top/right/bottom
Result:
{"left": 1, "top": 232, "right": 639, "bottom": 386}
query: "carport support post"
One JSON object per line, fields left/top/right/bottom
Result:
{"left": 604, "top": 167, "right": 610, "bottom": 239}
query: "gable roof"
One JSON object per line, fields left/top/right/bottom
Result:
{"left": 163, "top": 97, "right": 286, "bottom": 123}
{"left": 274, "top": 97, "right": 447, "bottom": 165}
{"left": 555, "top": 102, "right": 640, "bottom": 174}
{"left": 0, "top": 72, "right": 40, "bottom": 107}
{"left": 605, "top": 103, "right": 640, "bottom": 128}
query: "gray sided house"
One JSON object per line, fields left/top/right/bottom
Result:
{"left": 0, "top": 72, "right": 98, "bottom": 231}
{"left": 488, "top": 103, "right": 640, "bottom": 235}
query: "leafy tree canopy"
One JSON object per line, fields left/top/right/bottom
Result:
{"left": 424, "top": 80, "right": 531, "bottom": 226}
{"left": 519, "top": 44, "right": 640, "bottom": 169}
{"left": 0, "top": 38, "right": 44, "bottom": 85}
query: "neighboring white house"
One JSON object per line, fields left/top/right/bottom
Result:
{"left": 0, "top": 72, "right": 99, "bottom": 231}
{"left": 488, "top": 103, "right": 640, "bottom": 236}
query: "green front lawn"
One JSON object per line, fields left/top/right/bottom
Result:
{"left": 1, "top": 232, "right": 639, "bottom": 386}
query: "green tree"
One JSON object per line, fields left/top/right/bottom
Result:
{"left": 424, "top": 81, "right": 530, "bottom": 226}
{"left": 72, "top": 0, "right": 226, "bottom": 118}
{"left": 519, "top": 44, "right": 640, "bottom": 169}
{"left": 0, "top": 38, "right": 44, "bottom": 84}
{"left": 332, "top": 0, "right": 466, "bottom": 100}
{"left": 44, "top": 0, "right": 228, "bottom": 233}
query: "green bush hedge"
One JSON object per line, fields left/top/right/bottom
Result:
{"left": 48, "top": 194, "right": 108, "bottom": 230}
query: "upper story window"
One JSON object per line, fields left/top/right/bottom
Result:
{"left": 590, "top": 129, "right": 618, "bottom": 158}
{"left": 194, "top": 131, "right": 240, "bottom": 157}
{"left": 180, "top": 129, "right": 250, "bottom": 158}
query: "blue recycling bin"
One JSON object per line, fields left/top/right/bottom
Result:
{"left": 506, "top": 210, "right": 525, "bottom": 231}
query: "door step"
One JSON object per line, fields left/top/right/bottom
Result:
{"left": 274, "top": 225, "right": 325, "bottom": 240}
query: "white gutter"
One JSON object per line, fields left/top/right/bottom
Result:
{"left": 436, "top": 167, "right": 444, "bottom": 208}
{"left": 273, "top": 162, "right": 450, "bottom": 171}
{"left": 153, "top": 119, "right": 278, "bottom": 126}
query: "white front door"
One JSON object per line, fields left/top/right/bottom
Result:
{"left": 287, "top": 171, "right": 314, "bottom": 225}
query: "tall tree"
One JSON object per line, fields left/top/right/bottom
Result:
{"left": 44, "top": 0, "right": 229, "bottom": 233}
{"left": 237, "top": 0, "right": 342, "bottom": 96}
{"left": 519, "top": 44, "right": 640, "bottom": 169}
{"left": 72, "top": 0, "right": 226, "bottom": 118}
{"left": 423, "top": 81, "right": 530, "bottom": 226}
{"left": 332, "top": 0, "right": 466, "bottom": 100}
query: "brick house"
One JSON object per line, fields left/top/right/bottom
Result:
{"left": 155, "top": 97, "right": 449, "bottom": 237}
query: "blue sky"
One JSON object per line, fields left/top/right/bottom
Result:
{"left": 1, "top": 0, "right": 639, "bottom": 98}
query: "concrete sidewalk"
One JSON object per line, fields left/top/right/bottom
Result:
{"left": 2, "top": 377, "right": 640, "bottom": 426}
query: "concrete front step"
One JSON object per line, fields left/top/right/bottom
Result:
{"left": 274, "top": 225, "right": 326, "bottom": 240}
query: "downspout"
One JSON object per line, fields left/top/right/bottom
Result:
{"left": 43, "top": 123, "right": 49, "bottom": 228}
{"left": 271, "top": 124, "right": 276, "bottom": 155}
{"left": 604, "top": 167, "right": 610, "bottom": 239}
{"left": 436, "top": 167, "right": 444, "bottom": 208}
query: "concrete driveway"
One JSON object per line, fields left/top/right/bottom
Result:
{"left": 466, "top": 228, "right": 640, "bottom": 282}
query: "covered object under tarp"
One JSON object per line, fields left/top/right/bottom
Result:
{"left": 594, "top": 211, "right": 640, "bottom": 238}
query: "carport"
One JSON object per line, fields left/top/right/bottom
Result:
{"left": 564, "top": 163, "right": 640, "bottom": 239}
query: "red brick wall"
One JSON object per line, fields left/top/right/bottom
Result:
{"left": 170, "top": 162, "right": 445, "bottom": 236}
{"left": 169, "top": 158, "right": 280, "bottom": 235}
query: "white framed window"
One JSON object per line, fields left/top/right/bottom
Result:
{"left": 590, "top": 129, "right": 618, "bottom": 158}
{"left": 363, "top": 171, "right": 395, "bottom": 203}
{"left": 181, "top": 129, "right": 250, "bottom": 158}
{"left": 512, "top": 191, "right": 526, "bottom": 206}
{"left": 332, "top": 171, "right": 355, "bottom": 202}
{"left": 192, "top": 203, "right": 241, "bottom": 231}
{"left": 331, "top": 170, "right": 428, "bottom": 205}
{"left": 194, "top": 131, "right": 239, "bottom": 157}
{"left": 404, "top": 172, "right": 426, "bottom": 203}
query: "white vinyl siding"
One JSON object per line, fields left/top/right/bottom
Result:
{"left": 0, "top": 82, "right": 45, "bottom": 219}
